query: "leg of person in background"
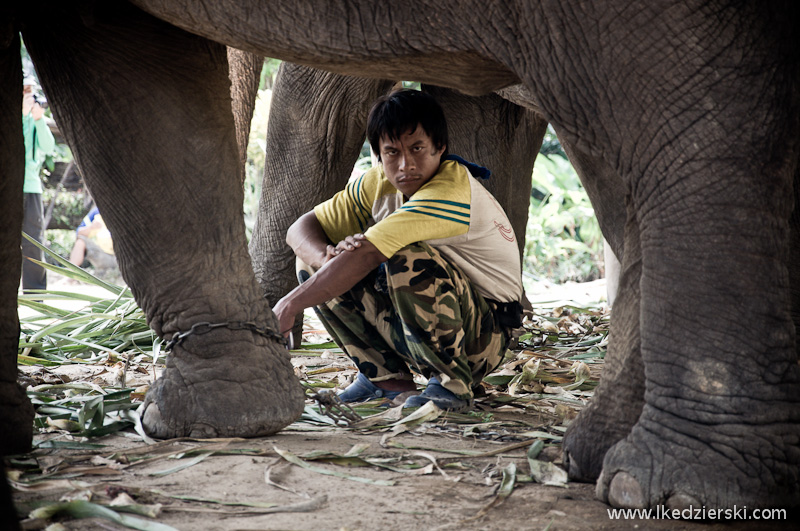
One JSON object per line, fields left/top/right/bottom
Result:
{"left": 69, "top": 237, "right": 87, "bottom": 266}
{"left": 21, "top": 192, "right": 46, "bottom": 292}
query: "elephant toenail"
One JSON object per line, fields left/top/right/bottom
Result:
{"left": 596, "top": 470, "right": 609, "bottom": 500}
{"left": 564, "top": 450, "right": 585, "bottom": 482}
{"left": 141, "top": 402, "right": 167, "bottom": 438}
{"left": 607, "top": 471, "right": 645, "bottom": 508}
{"left": 667, "top": 493, "right": 700, "bottom": 512}
{"left": 563, "top": 450, "right": 573, "bottom": 471}
{"left": 189, "top": 423, "right": 220, "bottom": 439}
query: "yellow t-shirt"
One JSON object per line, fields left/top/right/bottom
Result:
{"left": 314, "top": 160, "right": 522, "bottom": 302}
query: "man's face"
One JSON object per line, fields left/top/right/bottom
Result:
{"left": 379, "top": 125, "right": 445, "bottom": 198}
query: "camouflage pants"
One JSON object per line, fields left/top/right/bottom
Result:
{"left": 297, "top": 242, "right": 508, "bottom": 400}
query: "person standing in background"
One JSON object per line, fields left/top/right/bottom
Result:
{"left": 21, "top": 74, "right": 55, "bottom": 292}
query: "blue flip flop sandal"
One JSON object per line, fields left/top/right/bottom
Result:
{"left": 337, "top": 372, "right": 402, "bottom": 402}
{"left": 403, "top": 377, "right": 471, "bottom": 411}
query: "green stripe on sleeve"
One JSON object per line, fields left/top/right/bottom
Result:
{"left": 398, "top": 204, "right": 470, "bottom": 219}
{"left": 402, "top": 208, "right": 470, "bottom": 225}
{"left": 407, "top": 198, "right": 470, "bottom": 209}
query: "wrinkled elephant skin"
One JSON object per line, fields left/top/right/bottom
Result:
{"left": 2, "top": 0, "right": 797, "bottom": 513}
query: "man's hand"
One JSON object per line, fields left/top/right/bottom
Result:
{"left": 22, "top": 92, "right": 34, "bottom": 116}
{"left": 272, "top": 297, "right": 297, "bottom": 339}
{"left": 328, "top": 233, "right": 367, "bottom": 259}
{"left": 31, "top": 102, "right": 46, "bottom": 121}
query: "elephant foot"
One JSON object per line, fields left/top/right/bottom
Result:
{"left": 596, "top": 407, "right": 800, "bottom": 510}
{"left": 0, "top": 381, "right": 35, "bottom": 455}
{"left": 562, "top": 400, "right": 638, "bottom": 482}
{"left": 562, "top": 341, "right": 645, "bottom": 482}
{"left": 141, "top": 332, "right": 305, "bottom": 438}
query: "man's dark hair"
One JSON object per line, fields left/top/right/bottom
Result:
{"left": 367, "top": 89, "right": 448, "bottom": 162}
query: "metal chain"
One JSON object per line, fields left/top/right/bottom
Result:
{"left": 164, "top": 320, "right": 287, "bottom": 351}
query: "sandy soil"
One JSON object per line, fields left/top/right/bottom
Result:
{"left": 11, "top": 427, "right": 791, "bottom": 531}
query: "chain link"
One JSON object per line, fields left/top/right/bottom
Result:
{"left": 164, "top": 320, "right": 288, "bottom": 351}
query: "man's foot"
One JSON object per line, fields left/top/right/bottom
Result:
{"left": 338, "top": 373, "right": 406, "bottom": 402}
{"left": 403, "top": 377, "right": 471, "bottom": 411}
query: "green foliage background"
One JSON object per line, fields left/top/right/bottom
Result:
{"left": 525, "top": 129, "right": 604, "bottom": 284}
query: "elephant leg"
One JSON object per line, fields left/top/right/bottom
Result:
{"left": 563, "top": 194, "right": 644, "bottom": 481}
{"left": 227, "top": 48, "right": 262, "bottom": 185}
{"left": 23, "top": 2, "right": 304, "bottom": 438}
{"left": 790, "top": 163, "right": 800, "bottom": 358}
{"left": 0, "top": 458, "right": 21, "bottom": 531}
{"left": 423, "top": 85, "right": 546, "bottom": 258}
{"left": 249, "top": 64, "right": 393, "bottom": 309}
{"left": 0, "top": 33, "right": 34, "bottom": 456}
{"left": 596, "top": 126, "right": 800, "bottom": 507}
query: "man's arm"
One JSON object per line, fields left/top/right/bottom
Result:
{"left": 32, "top": 104, "right": 56, "bottom": 154}
{"left": 285, "top": 210, "right": 335, "bottom": 270}
{"left": 273, "top": 239, "right": 387, "bottom": 336}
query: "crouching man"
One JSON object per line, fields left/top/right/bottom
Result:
{"left": 273, "top": 89, "right": 523, "bottom": 411}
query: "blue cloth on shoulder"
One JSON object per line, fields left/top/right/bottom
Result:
{"left": 77, "top": 207, "right": 100, "bottom": 232}
{"left": 443, "top": 154, "right": 492, "bottom": 180}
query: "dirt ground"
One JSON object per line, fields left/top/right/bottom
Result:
{"left": 10, "top": 277, "right": 797, "bottom": 530}
{"left": 10, "top": 426, "right": 794, "bottom": 531}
